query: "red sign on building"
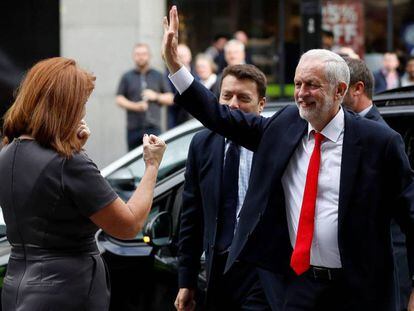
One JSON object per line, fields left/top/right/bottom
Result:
{"left": 322, "top": 0, "right": 365, "bottom": 57}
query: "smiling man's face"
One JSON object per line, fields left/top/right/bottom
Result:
{"left": 294, "top": 59, "right": 339, "bottom": 128}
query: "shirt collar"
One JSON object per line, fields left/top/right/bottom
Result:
{"left": 307, "top": 107, "right": 344, "bottom": 143}
{"left": 358, "top": 104, "right": 373, "bottom": 118}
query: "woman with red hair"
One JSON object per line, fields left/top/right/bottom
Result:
{"left": 0, "top": 57, "right": 166, "bottom": 310}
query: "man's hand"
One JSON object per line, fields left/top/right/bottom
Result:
{"left": 77, "top": 119, "right": 90, "bottom": 147}
{"left": 174, "top": 288, "right": 196, "bottom": 311}
{"left": 136, "top": 101, "right": 149, "bottom": 112}
{"left": 162, "top": 6, "right": 182, "bottom": 74}
{"left": 408, "top": 289, "right": 414, "bottom": 311}
{"left": 142, "top": 89, "right": 158, "bottom": 102}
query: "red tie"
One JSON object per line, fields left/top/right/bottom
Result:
{"left": 290, "top": 131, "right": 324, "bottom": 275}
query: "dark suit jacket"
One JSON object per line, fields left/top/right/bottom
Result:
{"left": 175, "top": 80, "right": 414, "bottom": 309}
{"left": 177, "top": 129, "right": 226, "bottom": 291}
{"left": 365, "top": 104, "right": 386, "bottom": 124}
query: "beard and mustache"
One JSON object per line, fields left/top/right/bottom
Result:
{"left": 296, "top": 97, "right": 336, "bottom": 124}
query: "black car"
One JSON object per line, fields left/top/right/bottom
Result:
{"left": 98, "top": 86, "right": 414, "bottom": 311}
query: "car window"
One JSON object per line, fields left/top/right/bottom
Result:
{"left": 108, "top": 130, "right": 198, "bottom": 185}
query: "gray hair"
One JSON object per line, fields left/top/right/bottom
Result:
{"left": 224, "top": 39, "right": 245, "bottom": 53}
{"left": 300, "top": 49, "right": 350, "bottom": 91}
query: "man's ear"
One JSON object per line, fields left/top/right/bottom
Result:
{"left": 336, "top": 82, "right": 348, "bottom": 99}
{"left": 353, "top": 81, "right": 365, "bottom": 96}
{"left": 258, "top": 97, "right": 266, "bottom": 113}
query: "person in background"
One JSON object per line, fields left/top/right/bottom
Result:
{"left": 0, "top": 57, "right": 166, "bottom": 311}
{"left": 373, "top": 52, "right": 402, "bottom": 94}
{"left": 205, "top": 34, "right": 228, "bottom": 61}
{"left": 116, "top": 43, "right": 173, "bottom": 151}
{"left": 168, "top": 44, "right": 195, "bottom": 129}
{"left": 234, "top": 30, "right": 254, "bottom": 65}
{"left": 401, "top": 56, "right": 414, "bottom": 87}
{"left": 342, "top": 57, "right": 381, "bottom": 120}
{"left": 333, "top": 46, "right": 360, "bottom": 59}
{"left": 205, "top": 34, "right": 229, "bottom": 72}
{"left": 321, "top": 29, "right": 335, "bottom": 50}
{"left": 194, "top": 53, "right": 218, "bottom": 92}
{"left": 212, "top": 39, "right": 247, "bottom": 97}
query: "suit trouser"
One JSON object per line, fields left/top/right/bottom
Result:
{"left": 282, "top": 268, "right": 397, "bottom": 311}
{"left": 283, "top": 270, "right": 349, "bottom": 311}
{"left": 206, "top": 252, "right": 271, "bottom": 311}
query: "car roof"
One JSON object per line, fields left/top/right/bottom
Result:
{"left": 374, "top": 86, "right": 414, "bottom": 107}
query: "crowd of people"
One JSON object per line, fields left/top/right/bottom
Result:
{"left": 117, "top": 27, "right": 414, "bottom": 155}
{"left": 115, "top": 28, "right": 258, "bottom": 149}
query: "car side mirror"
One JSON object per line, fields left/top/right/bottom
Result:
{"left": 107, "top": 167, "right": 136, "bottom": 191}
{"left": 143, "top": 211, "right": 172, "bottom": 247}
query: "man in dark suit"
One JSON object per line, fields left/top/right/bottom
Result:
{"left": 174, "top": 64, "right": 270, "bottom": 311}
{"left": 343, "top": 57, "right": 411, "bottom": 311}
{"left": 162, "top": 7, "right": 414, "bottom": 310}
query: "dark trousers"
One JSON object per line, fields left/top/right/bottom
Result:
{"left": 127, "top": 126, "right": 160, "bottom": 151}
{"left": 257, "top": 268, "right": 287, "bottom": 311}
{"left": 206, "top": 253, "right": 271, "bottom": 311}
{"left": 283, "top": 271, "right": 349, "bottom": 311}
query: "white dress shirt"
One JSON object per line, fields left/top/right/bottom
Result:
{"left": 169, "top": 66, "right": 194, "bottom": 94}
{"left": 282, "top": 108, "right": 344, "bottom": 268}
{"left": 224, "top": 141, "right": 254, "bottom": 222}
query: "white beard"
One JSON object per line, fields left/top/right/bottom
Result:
{"left": 296, "top": 99, "right": 336, "bottom": 124}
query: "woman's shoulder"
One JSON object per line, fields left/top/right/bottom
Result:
{"left": 1, "top": 139, "right": 61, "bottom": 165}
{"left": 63, "top": 151, "right": 98, "bottom": 173}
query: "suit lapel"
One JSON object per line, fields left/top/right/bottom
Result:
{"left": 338, "top": 111, "right": 362, "bottom": 230}
{"left": 277, "top": 115, "right": 308, "bottom": 171}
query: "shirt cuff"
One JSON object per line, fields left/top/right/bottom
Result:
{"left": 168, "top": 66, "right": 194, "bottom": 95}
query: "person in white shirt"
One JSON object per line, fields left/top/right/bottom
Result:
{"left": 194, "top": 53, "right": 218, "bottom": 92}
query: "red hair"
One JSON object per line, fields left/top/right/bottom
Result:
{"left": 2, "top": 57, "right": 95, "bottom": 157}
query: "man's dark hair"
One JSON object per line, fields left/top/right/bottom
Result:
{"left": 322, "top": 29, "right": 334, "bottom": 39}
{"left": 221, "top": 64, "right": 267, "bottom": 98}
{"left": 213, "top": 33, "right": 230, "bottom": 42}
{"left": 343, "top": 57, "right": 374, "bottom": 99}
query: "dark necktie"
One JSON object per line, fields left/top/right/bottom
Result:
{"left": 290, "top": 132, "right": 324, "bottom": 275}
{"left": 216, "top": 141, "right": 240, "bottom": 252}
